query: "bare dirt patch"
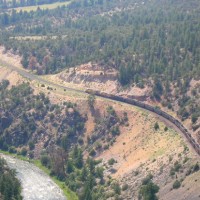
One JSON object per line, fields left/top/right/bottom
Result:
{"left": 0, "top": 46, "right": 23, "bottom": 69}
{"left": 0, "top": 66, "right": 24, "bottom": 87}
{"left": 44, "top": 62, "right": 119, "bottom": 93}
{"left": 46, "top": 62, "right": 152, "bottom": 102}
{"left": 97, "top": 104, "right": 183, "bottom": 178}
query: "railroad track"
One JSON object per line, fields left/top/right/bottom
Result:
{"left": 0, "top": 59, "right": 85, "bottom": 94}
{"left": 1, "top": 59, "right": 199, "bottom": 156}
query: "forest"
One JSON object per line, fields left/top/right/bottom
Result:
{"left": 0, "top": 0, "right": 199, "bottom": 81}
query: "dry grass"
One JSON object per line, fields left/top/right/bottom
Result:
{"left": 10, "top": 1, "right": 71, "bottom": 12}
{"left": 97, "top": 105, "right": 183, "bottom": 177}
{"left": 9, "top": 35, "right": 67, "bottom": 41}
{"left": 0, "top": 66, "right": 25, "bottom": 87}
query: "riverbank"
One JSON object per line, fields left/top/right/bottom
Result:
{"left": 34, "top": 160, "right": 78, "bottom": 200}
{"left": 0, "top": 151, "right": 78, "bottom": 200}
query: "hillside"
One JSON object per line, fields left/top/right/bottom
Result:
{"left": 0, "top": 0, "right": 200, "bottom": 199}
{"left": 0, "top": 63, "right": 200, "bottom": 199}
{"left": 1, "top": 46, "right": 199, "bottom": 151}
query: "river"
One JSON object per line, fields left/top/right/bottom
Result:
{"left": 0, "top": 154, "right": 67, "bottom": 200}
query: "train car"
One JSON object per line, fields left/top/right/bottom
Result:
{"left": 184, "top": 133, "right": 189, "bottom": 139}
{"left": 191, "top": 138, "right": 196, "bottom": 144}
{"left": 187, "top": 133, "right": 192, "bottom": 138}
{"left": 160, "top": 111, "right": 169, "bottom": 120}
{"left": 194, "top": 142, "right": 199, "bottom": 149}
{"left": 123, "top": 98, "right": 133, "bottom": 105}
{"left": 155, "top": 108, "right": 162, "bottom": 115}
{"left": 144, "top": 104, "right": 154, "bottom": 112}
{"left": 101, "top": 92, "right": 112, "bottom": 99}
{"left": 85, "top": 88, "right": 97, "bottom": 95}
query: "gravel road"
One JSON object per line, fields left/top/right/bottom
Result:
{"left": 1, "top": 154, "right": 67, "bottom": 200}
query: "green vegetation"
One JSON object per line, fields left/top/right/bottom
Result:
{"left": 87, "top": 105, "right": 122, "bottom": 154}
{"left": 0, "top": 81, "right": 85, "bottom": 198}
{"left": 108, "top": 158, "right": 116, "bottom": 165}
{"left": 0, "top": 81, "right": 85, "bottom": 150}
{"left": 0, "top": 81, "right": 122, "bottom": 199}
{"left": 170, "top": 161, "right": 182, "bottom": 176}
{"left": 154, "top": 122, "right": 159, "bottom": 131}
{"left": 34, "top": 160, "right": 78, "bottom": 200}
{"left": 139, "top": 174, "right": 159, "bottom": 200}
{"left": 39, "top": 146, "right": 117, "bottom": 200}
{"left": 172, "top": 180, "right": 181, "bottom": 189}
{"left": 121, "top": 183, "right": 128, "bottom": 191}
{"left": 0, "top": 158, "right": 22, "bottom": 200}
{"left": 87, "top": 94, "right": 96, "bottom": 109}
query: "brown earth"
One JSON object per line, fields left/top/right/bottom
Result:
{"left": 0, "top": 46, "right": 23, "bottom": 69}
{"left": 0, "top": 66, "right": 24, "bottom": 87}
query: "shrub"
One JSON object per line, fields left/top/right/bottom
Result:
{"left": 173, "top": 180, "right": 181, "bottom": 189}
{"left": 28, "top": 141, "right": 35, "bottom": 150}
{"left": 108, "top": 158, "right": 116, "bottom": 165}
{"left": 103, "top": 144, "right": 109, "bottom": 150}
{"left": 154, "top": 122, "right": 159, "bottom": 130}
{"left": 8, "top": 146, "right": 17, "bottom": 154}
{"left": 89, "top": 148, "right": 96, "bottom": 156}
{"left": 170, "top": 168, "right": 175, "bottom": 176}
{"left": 78, "top": 137, "right": 84, "bottom": 145}
{"left": 111, "top": 126, "right": 120, "bottom": 136}
{"left": 183, "top": 157, "right": 189, "bottom": 164}
{"left": 139, "top": 181, "right": 159, "bottom": 200}
{"left": 107, "top": 106, "right": 116, "bottom": 116}
{"left": 174, "top": 161, "right": 182, "bottom": 172}
{"left": 191, "top": 113, "right": 198, "bottom": 124}
{"left": 21, "top": 148, "right": 27, "bottom": 156}
{"left": 41, "top": 155, "right": 51, "bottom": 167}
{"left": 112, "top": 182, "right": 121, "bottom": 195}
{"left": 193, "top": 162, "right": 199, "bottom": 172}
{"left": 142, "top": 174, "right": 153, "bottom": 185}
{"left": 122, "top": 184, "right": 129, "bottom": 191}
{"left": 88, "top": 94, "right": 96, "bottom": 108}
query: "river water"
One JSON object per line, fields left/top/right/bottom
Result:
{"left": 0, "top": 154, "right": 67, "bottom": 200}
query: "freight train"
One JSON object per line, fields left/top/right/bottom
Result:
{"left": 85, "top": 89, "right": 200, "bottom": 155}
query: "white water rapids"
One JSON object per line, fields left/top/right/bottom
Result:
{"left": 0, "top": 154, "right": 67, "bottom": 200}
